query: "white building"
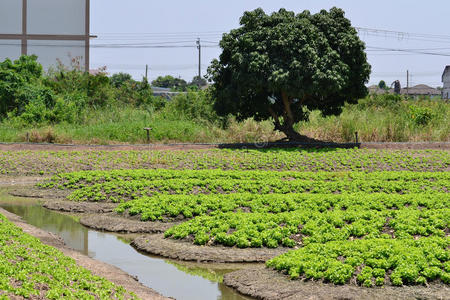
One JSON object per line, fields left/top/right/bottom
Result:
{"left": 442, "top": 66, "right": 450, "bottom": 100}
{"left": 0, "top": 0, "right": 90, "bottom": 71}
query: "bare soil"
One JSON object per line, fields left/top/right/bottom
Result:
{"left": 80, "top": 214, "right": 177, "bottom": 233}
{"left": 43, "top": 200, "right": 116, "bottom": 213}
{"left": 0, "top": 176, "right": 47, "bottom": 187}
{"left": 9, "top": 186, "right": 69, "bottom": 199}
{"left": 0, "top": 141, "right": 449, "bottom": 151}
{"left": 223, "top": 268, "right": 450, "bottom": 300}
{"left": 0, "top": 207, "right": 169, "bottom": 300}
{"left": 132, "top": 234, "right": 290, "bottom": 263}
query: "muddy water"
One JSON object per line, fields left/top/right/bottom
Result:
{"left": 0, "top": 192, "right": 252, "bottom": 300}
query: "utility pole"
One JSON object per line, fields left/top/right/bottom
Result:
{"left": 196, "top": 38, "right": 201, "bottom": 78}
{"left": 145, "top": 64, "right": 148, "bottom": 82}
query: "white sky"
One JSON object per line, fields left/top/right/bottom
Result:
{"left": 90, "top": 0, "right": 450, "bottom": 88}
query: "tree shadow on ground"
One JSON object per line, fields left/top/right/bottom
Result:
{"left": 218, "top": 139, "right": 360, "bottom": 151}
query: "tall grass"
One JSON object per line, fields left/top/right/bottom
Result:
{"left": 0, "top": 98, "right": 448, "bottom": 144}
{"left": 297, "top": 98, "right": 449, "bottom": 142}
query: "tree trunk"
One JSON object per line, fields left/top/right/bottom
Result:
{"left": 270, "top": 92, "right": 320, "bottom": 143}
{"left": 277, "top": 122, "right": 316, "bottom": 142}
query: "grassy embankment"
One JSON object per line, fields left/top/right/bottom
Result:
{"left": 1, "top": 56, "right": 448, "bottom": 144}
{"left": 1, "top": 97, "right": 449, "bottom": 144}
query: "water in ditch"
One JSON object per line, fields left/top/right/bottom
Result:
{"left": 0, "top": 192, "right": 252, "bottom": 300}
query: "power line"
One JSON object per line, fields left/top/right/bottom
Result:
{"left": 366, "top": 46, "right": 450, "bottom": 57}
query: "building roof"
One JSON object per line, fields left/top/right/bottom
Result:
{"left": 442, "top": 66, "right": 450, "bottom": 82}
{"left": 401, "top": 84, "right": 440, "bottom": 96}
{"left": 367, "top": 85, "right": 394, "bottom": 95}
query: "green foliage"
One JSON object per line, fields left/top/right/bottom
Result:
{"left": 163, "top": 89, "right": 218, "bottom": 124}
{"left": 267, "top": 238, "right": 449, "bottom": 286}
{"left": 0, "top": 56, "right": 165, "bottom": 129}
{"left": 110, "top": 72, "right": 133, "bottom": 88}
{"left": 0, "top": 214, "right": 138, "bottom": 299}
{"left": 378, "top": 80, "right": 387, "bottom": 89}
{"left": 0, "top": 55, "right": 43, "bottom": 117}
{"left": 408, "top": 104, "right": 435, "bottom": 126}
{"left": 189, "top": 76, "right": 207, "bottom": 88}
{"left": 2, "top": 148, "right": 449, "bottom": 176}
{"left": 36, "top": 164, "right": 450, "bottom": 288}
{"left": 208, "top": 7, "right": 371, "bottom": 139}
{"left": 44, "top": 65, "right": 113, "bottom": 108}
{"left": 356, "top": 93, "right": 403, "bottom": 109}
{"left": 152, "top": 75, "right": 187, "bottom": 91}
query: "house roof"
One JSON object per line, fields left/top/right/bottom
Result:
{"left": 401, "top": 84, "right": 440, "bottom": 95}
{"left": 442, "top": 66, "right": 450, "bottom": 82}
{"left": 367, "top": 85, "right": 394, "bottom": 95}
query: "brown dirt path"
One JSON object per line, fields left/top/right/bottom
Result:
{"left": 1, "top": 141, "right": 449, "bottom": 151}
{"left": 0, "top": 208, "right": 170, "bottom": 300}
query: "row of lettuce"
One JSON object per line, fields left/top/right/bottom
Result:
{"left": 40, "top": 169, "right": 450, "bottom": 287}
{"left": 1, "top": 148, "right": 450, "bottom": 176}
{"left": 0, "top": 214, "right": 138, "bottom": 299}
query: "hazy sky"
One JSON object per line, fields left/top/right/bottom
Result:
{"left": 90, "top": 0, "right": 450, "bottom": 87}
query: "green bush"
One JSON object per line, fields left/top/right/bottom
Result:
{"left": 110, "top": 72, "right": 133, "bottom": 88}
{"left": 163, "top": 89, "right": 218, "bottom": 124}
{"left": 408, "top": 105, "right": 435, "bottom": 126}
{"left": 357, "top": 94, "right": 402, "bottom": 109}
{"left": 0, "top": 55, "right": 43, "bottom": 117}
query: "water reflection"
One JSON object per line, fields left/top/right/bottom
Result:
{"left": 0, "top": 193, "right": 251, "bottom": 300}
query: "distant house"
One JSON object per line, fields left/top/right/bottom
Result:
{"left": 442, "top": 66, "right": 450, "bottom": 99}
{"left": 367, "top": 85, "right": 394, "bottom": 95}
{"left": 401, "top": 84, "right": 440, "bottom": 98}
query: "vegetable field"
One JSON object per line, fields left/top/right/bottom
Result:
{"left": 40, "top": 163, "right": 450, "bottom": 287}
{"left": 0, "top": 214, "right": 137, "bottom": 299}
{"left": 1, "top": 148, "right": 449, "bottom": 176}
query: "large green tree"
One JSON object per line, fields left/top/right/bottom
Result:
{"left": 208, "top": 7, "right": 371, "bottom": 141}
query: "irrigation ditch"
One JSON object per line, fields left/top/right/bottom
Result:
{"left": 0, "top": 185, "right": 253, "bottom": 300}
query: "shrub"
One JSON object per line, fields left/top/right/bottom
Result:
{"left": 357, "top": 94, "right": 402, "bottom": 109}
{"left": 110, "top": 72, "right": 133, "bottom": 88}
{"left": 163, "top": 89, "right": 218, "bottom": 124}
{"left": 408, "top": 105, "right": 435, "bottom": 126}
{"left": 0, "top": 55, "right": 43, "bottom": 117}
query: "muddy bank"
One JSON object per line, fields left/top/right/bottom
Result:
{"left": 0, "top": 207, "right": 169, "bottom": 300}
{"left": 9, "top": 186, "right": 68, "bottom": 199}
{"left": 80, "top": 214, "right": 176, "bottom": 233}
{"left": 0, "top": 176, "right": 47, "bottom": 187}
{"left": 43, "top": 200, "right": 116, "bottom": 213}
{"left": 223, "top": 268, "right": 449, "bottom": 300}
{"left": 132, "top": 234, "right": 290, "bottom": 263}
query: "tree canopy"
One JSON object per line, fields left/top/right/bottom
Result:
{"left": 110, "top": 72, "right": 133, "bottom": 88}
{"left": 0, "top": 55, "right": 45, "bottom": 117}
{"left": 208, "top": 7, "right": 371, "bottom": 141}
{"left": 152, "top": 75, "right": 187, "bottom": 91}
{"left": 378, "top": 80, "right": 387, "bottom": 90}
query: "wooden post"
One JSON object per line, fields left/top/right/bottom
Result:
{"left": 143, "top": 128, "right": 152, "bottom": 143}
{"left": 355, "top": 131, "right": 359, "bottom": 144}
